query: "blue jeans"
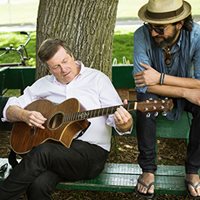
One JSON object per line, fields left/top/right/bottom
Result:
{"left": 0, "top": 140, "right": 108, "bottom": 200}
{"left": 136, "top": 92, "right": 200, "bottom": 174}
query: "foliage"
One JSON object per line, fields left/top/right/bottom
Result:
{"left": 0, "top": 31, "right": 133, "bottom": 66}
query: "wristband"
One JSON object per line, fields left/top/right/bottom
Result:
{"left": 159, "top": 73, "right": 165, "bottom": 85}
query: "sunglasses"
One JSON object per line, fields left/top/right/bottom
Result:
{"left": 144, "top": 23, "right": 168, "bottom": 35}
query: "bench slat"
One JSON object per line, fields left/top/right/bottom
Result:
{"left": 104, "top": 163, "right": 185, "bottom": 176}
{"left": 0, "top": 158, "right": 190, "bottom": 195}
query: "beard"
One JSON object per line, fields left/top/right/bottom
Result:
{"left": 153, "top": 26, "right": 180, "bottom": 48}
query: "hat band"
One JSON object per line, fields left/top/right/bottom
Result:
{"left": 146, "top": 5, "right": 184, "bottom": 20}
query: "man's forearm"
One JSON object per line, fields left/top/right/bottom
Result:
{"left": 147, "top": 85, "right": 200, "bottom": 106}
{"left": 6, "top": 105, "right": 26, "bottom": 122}
{"left": 163, "top": 74, "right": 200, "bottom": 89}
{"left": 147, "top": 85, "right": 186, "bottom": 98}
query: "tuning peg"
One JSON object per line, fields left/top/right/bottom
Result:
{"left": 154, "top": 112, "right": 158, "bottom": 117}
{"left": 160, "top": 105, "right": 165, "bottom": 110}
{"left": 162, "top": 111, "right": 167, "bottom": 116}
{"left": 146, "top": 113, "right": 151, "bottom": 118}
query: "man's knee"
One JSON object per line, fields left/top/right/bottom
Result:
{"left": 28, "top": 142, "right": 56, "bottom": 160}
{"left": 27, "top": 173, "right": 57, "bottom": 199}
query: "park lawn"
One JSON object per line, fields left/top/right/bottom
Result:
{"left": 0, "top": 31, "right": 133, "bottom": 66}
{"left": 0, "top": 31, "right": 36, "bottom": 66}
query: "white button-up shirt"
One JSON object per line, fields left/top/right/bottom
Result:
{"left": 2, "top": 62, "right": 130, "bottom": 151}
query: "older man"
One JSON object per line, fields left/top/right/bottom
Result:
{"left": 0, "top": 38, "right": 133, "bottom": 199}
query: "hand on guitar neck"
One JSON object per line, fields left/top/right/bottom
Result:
{"left": 114, "top": 99, "right": 133, "bottom": 132}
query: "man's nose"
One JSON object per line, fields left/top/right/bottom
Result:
{"left": 60, "top": 64, "right": 66, "bottom": 71}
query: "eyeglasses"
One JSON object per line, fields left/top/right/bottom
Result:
{"left": 144, "top": 23, "right": 168, "bottom": 35}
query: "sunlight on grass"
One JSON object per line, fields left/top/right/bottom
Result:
{"left": 112, "top": 32, "right": 133, "bottom": 64}
{"left": 0, "top": 32, "right": 36, "bottom": 66}
{"left": 0, "top": 31, "right": 132, "bottom": 66}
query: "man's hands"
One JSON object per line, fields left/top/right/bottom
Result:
{"left": 134, "top": 63, "right": 200, "bottom": 106}
{"left": 6, "top": 105, "right": 47, "bottom": 129}
{"left": 114, "top": 99, "right": 133, "bottom": 132}
{"left": 21, "top": 110, "right": 47, "bottom": 129}
{"left": 134, "top": 63, "right": 160, "bottom": 87}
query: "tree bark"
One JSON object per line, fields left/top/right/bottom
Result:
{"left": 36, "top": 0, "right": 118, "bottom": 79}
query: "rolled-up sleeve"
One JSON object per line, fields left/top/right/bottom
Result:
{"left": 133, "top": 26, "right": 152, "bottom": 93}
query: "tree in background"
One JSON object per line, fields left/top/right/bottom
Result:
{"left": 36, "top": 0, "right": 118, "bottom": 78}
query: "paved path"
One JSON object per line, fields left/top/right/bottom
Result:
{"left": 0, "top": 19, "right": 199, "bottom": 33}
{"left": 0, "top": 20, "right": 143, "bottom": 32}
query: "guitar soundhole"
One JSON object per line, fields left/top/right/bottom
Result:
{"left": 47, "top": 112, "right": 64, "bottom": 130}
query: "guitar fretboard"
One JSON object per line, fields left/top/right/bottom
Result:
{"left": 64, "top": 103, "right": 135, "bottom": 122}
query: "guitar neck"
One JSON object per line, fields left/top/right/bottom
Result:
{"left": 64, "top": 102, "right": 136, "bottom": 122}
{"left": 63, "top": 98, "right": 173, "bottom": 122}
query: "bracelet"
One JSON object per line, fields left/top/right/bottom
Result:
{"left": 159, "top": 73, "right": 165, "bottom": 85}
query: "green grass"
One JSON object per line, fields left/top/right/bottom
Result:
{"left": 0, "top": 31, "right": 133, "bottom": 66}
{"left": 0, "top": 32, "right": 36, "bottom": 66}
{"left": 112, "top": 32, "right": 133, "bottom": 64}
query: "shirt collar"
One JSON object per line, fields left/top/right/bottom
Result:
{"left": 176, "top": 30, "right": 183, "bottom": 48}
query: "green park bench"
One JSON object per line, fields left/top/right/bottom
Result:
{"left": 0, "top": 65, "right": 192, "bottom": 196}
{"left": 0, "top": 66, "right": 35, "bottom": 96}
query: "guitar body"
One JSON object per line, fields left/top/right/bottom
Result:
{"left": 10, "top": 98, "right": 90, "bottom": 154}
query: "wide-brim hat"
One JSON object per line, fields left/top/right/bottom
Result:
{"left": 138, "top": 0, "right": 191, "bottom": 24}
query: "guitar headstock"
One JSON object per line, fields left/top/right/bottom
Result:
{"left": 137, "top": 98, "right": 174, "bottom": 113}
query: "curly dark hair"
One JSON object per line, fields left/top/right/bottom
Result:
{"left": 173, "top": 14, "right": 193, "bottom": 32}
{"left": 182, "top": 14, "right": 193, "bottom": 31}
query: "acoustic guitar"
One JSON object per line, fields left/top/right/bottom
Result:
{"left": 10, "top": 98, "right": 173, "bottom": 154}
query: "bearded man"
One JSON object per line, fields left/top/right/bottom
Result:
{"left": 133, "top": 0, "right": 200, "bottom": 199}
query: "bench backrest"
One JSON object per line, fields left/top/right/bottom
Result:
{"left": 0, "top": 67, "right": 36, "bottom": 95}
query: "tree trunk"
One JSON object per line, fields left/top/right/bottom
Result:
{"left": 36, "top": 0, "right": 118, "bottom": 79}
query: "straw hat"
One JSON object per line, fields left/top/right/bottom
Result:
{"left": 138, "top": 0, "right": 191, "bottom": 24}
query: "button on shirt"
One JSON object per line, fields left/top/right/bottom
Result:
{"left": 2, "top": 62, "right": 129, "bottom": 151}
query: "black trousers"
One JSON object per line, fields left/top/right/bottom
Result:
{"left": 0, "top": 140, "right": 108, "bottom": 200}
{"left": 136, "top": 92, "right": 200, "bottom": 174}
